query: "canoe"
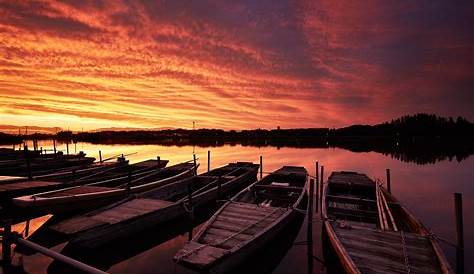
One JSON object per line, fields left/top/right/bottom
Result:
{"left": 13, "top": 162, "right": 194, "bottom": 214}
{"left": 322, "top": 171, "right": 453, "bottom": 274}
{"left": 174, "top": 166, "right": 308, "bottom": 273}
{"left": 50, "top": 162, "right": 259, "bottom": 248}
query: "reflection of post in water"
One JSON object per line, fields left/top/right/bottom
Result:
{"left": 307, "top": 178, "right": 314, "bottom": 274}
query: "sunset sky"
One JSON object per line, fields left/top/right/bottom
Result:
{"left": 0, "top": 1, "right": 473, "bottom": 130}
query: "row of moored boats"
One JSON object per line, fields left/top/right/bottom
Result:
{"left": 0, "top": 147, "right": 453, "bottom": 273}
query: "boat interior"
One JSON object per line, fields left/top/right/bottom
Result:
{"left": 236, "top": 167, "right": 307, "bottom": 208}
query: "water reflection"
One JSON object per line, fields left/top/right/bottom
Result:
{"left": 1, "top": 141, "right": 472, "bottom": 273}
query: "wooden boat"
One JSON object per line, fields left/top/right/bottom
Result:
{"left": 322, "top": 171, "right": 453, "bottom": 274}
{"left": 174, "top": 166, "right": 308, "bottom": 273}
{"left": 13, "top": 162, "right": 194, "bottom": 214}
{"left": 0, "top": 153, "right": 96, "bottom": 177}
{"left": 50, "top": 162, "right": 259, "bottom": 249}
{"left": 0, "top": 159, "right": 167, "bottom": 201}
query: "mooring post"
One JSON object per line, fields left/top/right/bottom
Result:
{"left": 24, "top": 144, "right": 32, "bottom": 180}
{"left": 454, "top": 193, "right": 464, "bottom": 274}
{"left": 24, "top": 220, "right": 30, "bottom": 238}
{"left": 308, "top": 178, "right": 314, "bottom": 223}
{"left": 259, "top": 155, "right": 263, "bottom": 179}
{"left": 193, "top": 154, "right": 197, "bottom": 175}
{"left": 207, "top": 150, "right": 211, "bottom": 172}
{"left": 187, "top": 183, "right": 194, "bottom": 220}
{"left": 53, "top": 139, "right": 57, "bottom": 158}
{"left": 66, "top": 142, "right": 69, "bottom": 155}
{"left": 157, "top": 156, "right": 161, "bottom": 168}
{"left": 74, "top": 142, "right": 77, "bottom": 154}
{"left": 2, "top": 219, "right": 12, "bottom": 266}
{"left": 127, "top": 168, "right": 132, "bottom": 193}
{"left": 307, "top": 178, "right": 315, "bottom": 271}
{"left": 320, "top": 165, "right": 324, "bottom": 213}
{"left": 386, "top": 168, "right": 391, "bottom": 193}
{"left": 99, "top": 150, "right": 102, "bottom": 163}
{"left": 315, "top": 161, "right": 319, "bottom": 213}
{"left": 72, "top": 169, "right": 76, "bottom": 184}
{"left": 217, "top": 175, "right": 222, "bottom": 200}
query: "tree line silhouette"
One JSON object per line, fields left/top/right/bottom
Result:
{"left": 2, "top": 114, "right": 473, "bottom": 164}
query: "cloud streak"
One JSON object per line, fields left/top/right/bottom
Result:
{"left": 0, "top": 0, "right": 473, "bottom": 130}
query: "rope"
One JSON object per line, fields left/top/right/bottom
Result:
{"left": 400, "top": 231, "right": 411, "bottom": 274}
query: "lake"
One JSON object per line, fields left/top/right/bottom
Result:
{"left": 1, "top": 140, "right": 472, "bottom": 273}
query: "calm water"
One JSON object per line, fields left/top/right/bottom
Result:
{"left": 1, "top": 141, "right": 472, "bottom": 273}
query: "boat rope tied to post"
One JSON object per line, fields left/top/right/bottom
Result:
{"left": 400, "top": 230, "right": 412, "bottom": 274}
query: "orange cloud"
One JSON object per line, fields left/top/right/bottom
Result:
{"left": 0, "top": 0, "right": 473, "bottom": 130}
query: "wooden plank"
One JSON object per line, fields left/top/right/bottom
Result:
{"left": 92, "top": 198, "right": 172, "bottom": 224}
{"left": 50, "top": 216, "right": 108, "bottom": 234}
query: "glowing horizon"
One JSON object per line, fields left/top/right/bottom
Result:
{"left": 0, "top": 1, "right": 473, "bottom": 131}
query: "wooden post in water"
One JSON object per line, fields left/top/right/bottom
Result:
{"left": 2, "top": 220, "right": 12, "bottom": 266}
{"left": 127, "top": 168, "right": 132, "bottom": 193}
{"left": 53, "top": 139, "right": 57, "bottom": 158}
{"left": 386, "top": 168, "right": 391, "bottom": 193}
{"left": 307, "top": 178, "right": 315, "bottom": 272}
{"left": 66, "top": 142, "right": 69, "bottom": 155}
{"left": 315, "top": 162, "right": 319, "bottom": 213}
{"left": 187, "top": 183, "right": 194, "bottom": 220}
{"left": 207, "top": 150, "right": 211, "bottom": 172}
{"left": 99, "top": 150, "right": 102, "bottom": 163}
{"left": 259, "top": 155, "right": 263, "bottom": 179}
{"left": 454, "top": 193, "right": 464, "bottom": 274}
{"left": 157, "top": 156, "right": 161, "bottom": 168}
{"left": 320, "top": 165, "right": 324, "bottom": 213}
{"left": 217, "top": 175, "right": 222, "bottom": 200}
{"left": 24, "top": 144, "right": 32, "bottom": 180}
{"left": 193, "top": 154, "right": 197, "bottom": 175}
{"left": 25, "top": 220, "right": 30, "bottom": 238}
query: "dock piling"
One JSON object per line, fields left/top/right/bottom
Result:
{"left": 207, "top": 150, "right": 211, "bottom": 172}
{"left": 99, "top": 150, "right": 102, "bottom": 163}
{"left": 307, "top": 179, "right": 315, "bottom": 272}
{"left": 386, "top": 169, "right": 391, "bottom": 193}
{"left": 259, "top": 155, "right": 263, "bottom": 179}
{"left": 454, "top": 193, "right": 464, "bottom": 274}
{"left": 157, "top": 156, "right": 161, "bottom": 168}
{"left": 66, "top": 142, "right": 69, "bottom": 155}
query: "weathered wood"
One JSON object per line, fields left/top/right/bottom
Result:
{"left": 174, "top": 166, "right": 308, "bottom": 272}
{"left": 323, "top": 171, "right": 453, "bottom": 274}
